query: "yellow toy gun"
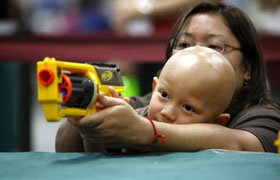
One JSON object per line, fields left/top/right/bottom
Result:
{"left": 37, "top": 57, "right": 125, "bottom": 122}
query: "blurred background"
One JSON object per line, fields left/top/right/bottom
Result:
{"left": 0, "top": 0, "right": 280, "bottom": 152}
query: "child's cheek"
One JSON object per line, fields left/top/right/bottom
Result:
{"left": 148, "top": 99, "right": 162, "bottom": 121}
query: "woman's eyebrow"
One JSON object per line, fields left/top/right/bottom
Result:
{"left": 208, "top": 34, "right": 223, "bottom": 38}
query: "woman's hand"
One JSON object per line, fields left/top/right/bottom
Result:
{"left": 68, "top": 89, "right": 153, "bottom": 150}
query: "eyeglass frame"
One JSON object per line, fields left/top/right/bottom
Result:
{"left": 172, "top": 35, "right": 242, "bottom": 55}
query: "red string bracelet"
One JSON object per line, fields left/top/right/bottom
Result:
{"left": 139, "top": 116, "right": 165, "bottom": 153}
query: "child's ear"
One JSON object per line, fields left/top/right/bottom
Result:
{"left": 213, "top": 113, "right": 231, "bottom": 126}
{"left": 152, "top": 77, "right": 158, "bottom": 91}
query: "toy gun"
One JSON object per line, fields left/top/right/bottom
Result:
{"left": 37, "top": 57, "right": 125, "bottom": 122}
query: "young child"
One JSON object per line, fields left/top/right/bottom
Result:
{"left": 137, "top": 46, "right": 236, "bottom": 126}
{"left": 59, "top": 46, "right": 236, "bottom": 152}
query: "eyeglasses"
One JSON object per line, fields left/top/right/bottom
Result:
{"left": 172, "top": 36, "right": 241, "bottom": 54}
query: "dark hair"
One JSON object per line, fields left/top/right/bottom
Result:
{"left": 166, "top": 1, "right": 278, "bottom": 118}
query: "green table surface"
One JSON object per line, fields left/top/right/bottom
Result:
{"left": 0, "top": 150, "right": 279, "bottom": 180}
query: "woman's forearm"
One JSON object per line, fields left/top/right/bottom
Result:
{"left": 55, "top": 120, "right": 84, "bottom": 152}
{"left": 147, "top": 122, "right": 265, "bottom": 152}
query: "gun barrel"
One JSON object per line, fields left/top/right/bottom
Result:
{"left": 38, "top": 68, "right": 55, "bottom": 86}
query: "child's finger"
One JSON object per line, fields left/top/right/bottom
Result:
{"left": 120, "top": 95, "right": 130, "bottom": 103}
{"left": 95, "top": 102, "right": 104, "bottom": 110}
{"left": 109, "top": 86, "right": 130, "bottom": 103}
{"left": 109, "top": 86, "right": 120, "bottom": 98}
{"left": 98, "top": 91, "right": 126, "bottom": 108}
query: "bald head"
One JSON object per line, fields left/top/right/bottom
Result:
{"left": 161, "top": 46, "right": 236, "bottom": 116}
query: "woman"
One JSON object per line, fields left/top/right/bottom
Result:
{"left": 56, "top": 1, "right": 280, "bottom": 153}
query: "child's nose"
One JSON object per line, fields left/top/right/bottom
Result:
{"left": 161, "top": 104, "right": 176, "bottom": 123}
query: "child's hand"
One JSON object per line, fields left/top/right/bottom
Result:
{"left": 95, "top": 86, "right": 129, "bottom": 110}
{"left": 108, "top": 86, "right": 130, "bottom": 103}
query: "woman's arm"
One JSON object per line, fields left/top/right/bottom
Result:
{"left": 149, "top": 121, "right": 265, "bottom": 152}
{"left": 55, "top": 119, "right": 106, "bottom": 152}
{"left": 69, "top": 93, "right": 265, "bottom": 152}
{"left": 55, "top": 119, "right": 84, "bottom": 152}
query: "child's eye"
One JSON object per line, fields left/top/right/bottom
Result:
{"left": 183, "top": 105, "right": 195, "bottom": 113}
{"left": 160, "top": 91, "right": 168, "bottom": 99}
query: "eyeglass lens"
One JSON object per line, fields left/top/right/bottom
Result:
{"left": 173, "top": 34, "right": 226, "bottom": 53}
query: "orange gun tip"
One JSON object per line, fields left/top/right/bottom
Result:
{"left": 38, "top": 68, "right": 55, "bottom": 86}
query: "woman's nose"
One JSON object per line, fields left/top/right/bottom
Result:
{"left": 161, "top": 104, "right": 176, "bottom": 123}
